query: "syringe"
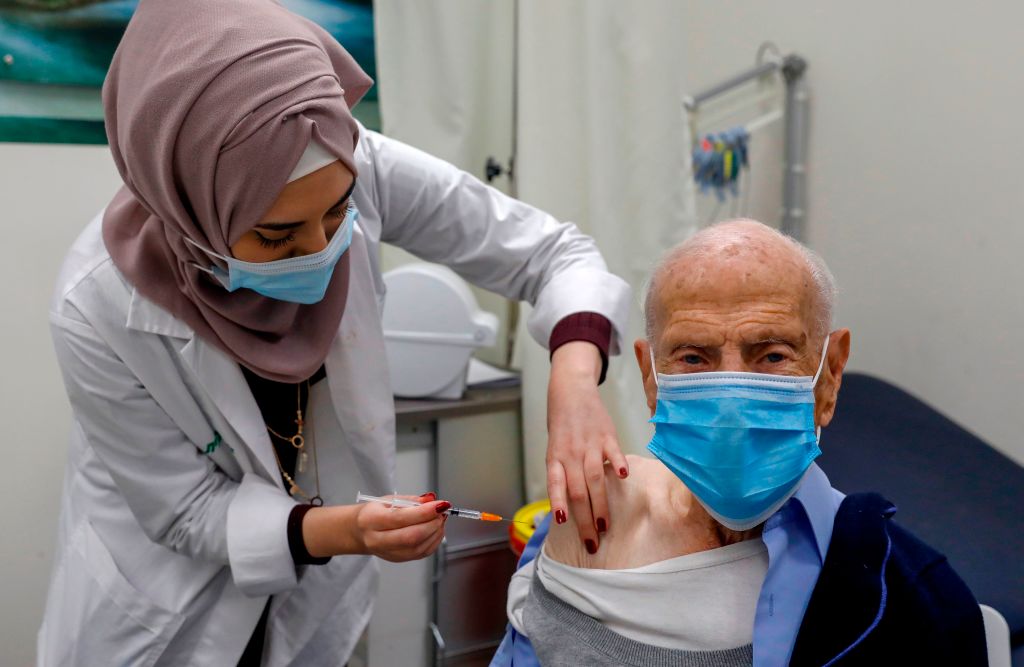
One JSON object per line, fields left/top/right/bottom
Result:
{"left": 355, "top": 492, "right": 422, "bottom": 509}
{"left": 445, "top": 507, "right": 504, "bottom": 522}
{"left": 356, "top": 491, "right": 516, "bottom": 523}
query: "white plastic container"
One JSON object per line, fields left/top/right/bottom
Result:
{"left": 382, "top": 263, "right": 498, "bottom": 399}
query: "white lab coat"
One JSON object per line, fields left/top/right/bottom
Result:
{"left": 38, "top": 129, "right": 631, "bottom": 667}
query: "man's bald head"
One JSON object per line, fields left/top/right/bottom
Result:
{"left": 643, "top": 219, "right": 836, "bottom": 344}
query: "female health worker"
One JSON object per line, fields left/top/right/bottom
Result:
{"left": 38, "top": 0, "right": 631, "bottom": 665}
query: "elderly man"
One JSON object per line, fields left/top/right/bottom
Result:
{"left": 491, "top": 220, "right": 987, "bottom": 666}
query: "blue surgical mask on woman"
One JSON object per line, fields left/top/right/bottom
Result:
{"left": 646, "top": 335, "right": 830, "bottom": 531}
{"left": 187, "top": 204, "right": 357, "bottom": 304}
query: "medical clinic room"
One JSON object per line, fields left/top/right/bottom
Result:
{"left": 3, "top": 1, "right": 1024, "bottom": 666}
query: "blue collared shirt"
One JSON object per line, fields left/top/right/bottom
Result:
{"left": 754, "top": 463, "right": 845, "bottom": 666}
{"left": 490, "top": 463, "right": 845, "bottom": 667}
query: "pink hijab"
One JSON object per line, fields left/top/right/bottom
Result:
{"left": 102, "top": 0, "right": 373, "bottom": 382}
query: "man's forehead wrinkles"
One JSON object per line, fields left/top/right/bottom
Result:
{"left": 664, "top": 309, "right": 793, "bottom": 327}
{"left": 669, "top": 266, "right": 805, "bottom": 291}
{"left": 660, "top": 299, "right": 799, "bottom": 322}
{"left": 656, "top": 279, "right": 812, "bottom": 328}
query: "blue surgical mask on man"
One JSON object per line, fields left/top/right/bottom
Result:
{"left": 646, "top": 335, "right": 830, "bottom": 531}
{"left": 187, "top": 204, "right": 356, "bottom": 304}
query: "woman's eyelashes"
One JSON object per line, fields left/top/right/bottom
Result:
{"left": 254, "top": 202, "right": 349, "bottom": 249}
{"left": 255, "top": 231, "right": 296, "bottom": 249}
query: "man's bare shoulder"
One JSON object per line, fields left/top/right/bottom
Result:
{"left": 545, "top": 455, "right": 717, "bottom": 569}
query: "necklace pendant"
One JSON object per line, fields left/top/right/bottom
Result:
{"left": 298, "top": 451, "right": 308, "bottom": 474}
{"left": 288, "top": 481, "right": 300, "bottom": 497}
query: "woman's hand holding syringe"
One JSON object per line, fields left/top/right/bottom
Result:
{"left": 301, "top": 492, "right": 449, "bottom": 563}
{"left": 356, "top": 492, "right": 531, "bottom": 524}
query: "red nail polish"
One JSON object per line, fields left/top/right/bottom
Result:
{"left": 555, "top": 509, "right": 567, "bottom": 525}
{"left": 619, "top": 467, "right": 628, "bottom": 478}
{"left": 436, "top": 502, "right": 451, "bottom": 514}
{"left": 596, "top": 518, "right": 607, "bottom": 533}
{"left": 585, "top": 539, "right": 597, "bottom": 555}
{"left": 420, "top": 492, "right": 436, "bottom": 501}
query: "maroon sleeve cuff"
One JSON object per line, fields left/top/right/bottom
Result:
{"left": 288, "top": 504, "right": 331, "bottom": 566}
{"left": 548, "top": 312, "right": 612, "bottom": 385}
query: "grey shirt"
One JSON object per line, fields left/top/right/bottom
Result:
{"left": 523, "top": 574, "right": 754, "bottom": 667}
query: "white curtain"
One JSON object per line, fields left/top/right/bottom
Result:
{"left": 374, "top": 1, "right": 517, "bottom": 367}
{"left": 513, "top": 1, "right": 697, "bottom": 500}
{"left": 376, "top": 1, "right": 697, "bottom": 501}
{"left": 373, "top": 2, "right": 514, "bottom": 175}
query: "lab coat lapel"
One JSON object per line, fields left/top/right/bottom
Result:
{"left": 179, "top": 334, "right": 282, "bottom": 487}
{"left": 124, "top": 289, "right": 248, "bottom": 480}
{"left": 325, "top": 229, "right": 395, "bottom": 495}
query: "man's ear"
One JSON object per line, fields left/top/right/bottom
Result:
{"left": 634, "top": 338, "right": 657, "bottom": 416}
{"left": 815, "top": 328, "right": 851, "bottom": 429}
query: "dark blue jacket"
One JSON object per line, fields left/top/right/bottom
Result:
{"left": 790, "top": 492, "right": 987, "bottom": 665}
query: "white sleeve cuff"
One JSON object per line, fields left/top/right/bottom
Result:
{"left": 226, "top": 474, "right": 298, "bottom": 596}
{"left": 526, "top": 267, "right": 633, "bottom": 356}
{"left": 506, "top": 558, "right": 537, "bottom": 636}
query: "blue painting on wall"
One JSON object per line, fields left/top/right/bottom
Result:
{"left": 0, "top": 0, "right": 377, "bottom": 143}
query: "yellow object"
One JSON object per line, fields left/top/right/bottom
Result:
{"left": 512, "top": 499, "right": 552, "bottom": 543}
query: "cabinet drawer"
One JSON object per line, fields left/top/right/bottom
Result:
{"left": 435, "top": 543, "right": 517, "bottom": 660}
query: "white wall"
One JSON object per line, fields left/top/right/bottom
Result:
{"left": 0, "top": 143, "right": 123, "bottom": 665}
{"left": 681, "top": 1, "right": 1024, "bottom": 465}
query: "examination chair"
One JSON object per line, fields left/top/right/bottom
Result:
{"left": 820, "top": 372, "right": 1024, "bottom": 665}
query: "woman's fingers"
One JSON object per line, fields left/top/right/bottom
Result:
{"left": 387, "top": 516, "right": 443, "bottom": 550}
{"left": 416, "top": 526, "right": 446, "bottom": 559}
{"left": 583, "top": 450, "right": 609, "bottom": 536}
{"left": 563, "top": 461, "right": 599, "bottom": 554}
{"left": 605, "top": 437, "right": 629, "bottom": 480}
{"left": 363, "top": 513, "right": 447, "bottom": 562}
{"left": 549, "top": 445, "right": 604, "bottom": 553}
{"left": 546, "top": 460, "right": 569, "bottom": 527}
{"left": 365, "top": 497, "right": 448, "bottom": 530}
